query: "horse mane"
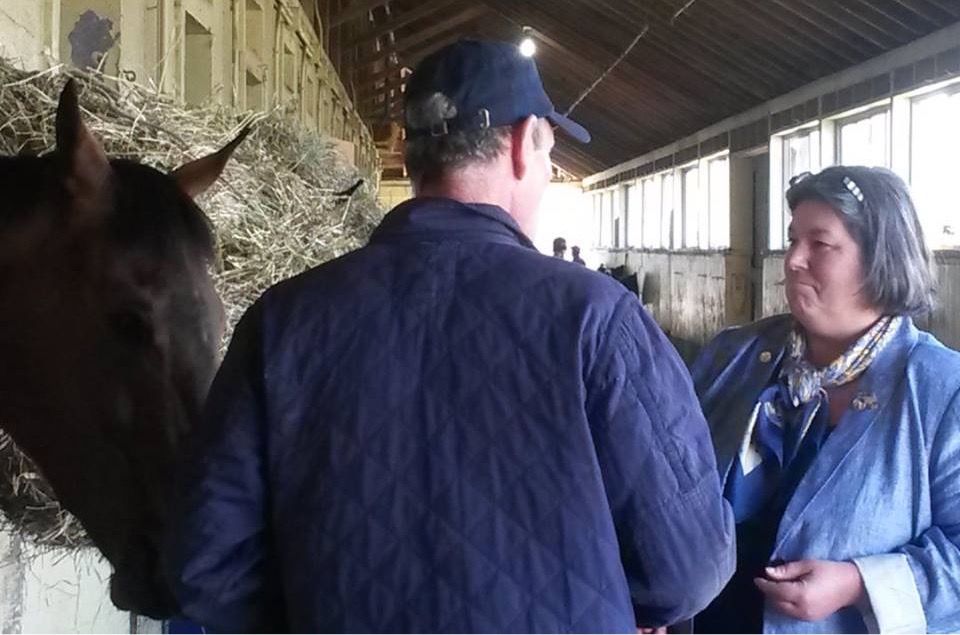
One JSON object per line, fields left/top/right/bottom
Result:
{"left": 0, "top": 155, "right": 62, "bottom": 227}
{"left": 0, "top": 155, "right": 215, "bottom": 260}
{"left": 109, "top": 159, "right": 215, "bottom": 260}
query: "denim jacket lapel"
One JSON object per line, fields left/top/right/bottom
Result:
{"left": 773, "top": 318, "right": 920, "bottom": 555}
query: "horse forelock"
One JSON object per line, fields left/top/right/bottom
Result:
{"left": 107, "top": 160, "right": 216, "bottom": 262}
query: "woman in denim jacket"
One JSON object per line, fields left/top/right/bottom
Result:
{"left": 693, "top": 166, "right": 960, "bottom": 633}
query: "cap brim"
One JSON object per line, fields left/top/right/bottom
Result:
{"left": 547, "top": 111, "right": 591, "bottom": 143}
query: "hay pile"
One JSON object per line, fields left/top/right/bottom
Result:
{"left": 0, "top": 61, "right": 385, "bottom": 548}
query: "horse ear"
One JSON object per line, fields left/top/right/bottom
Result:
{"left": 55, "top": 79, "right": 111, "bottom": 216}
{"left": 171, "top": 126, "right": 250, "bottom": 199}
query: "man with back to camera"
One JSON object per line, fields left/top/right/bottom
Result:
{"left": 167, "top": 39, "right": 735, "bottom": 633}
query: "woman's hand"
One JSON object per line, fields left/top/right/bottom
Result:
{"left": 754, "top": 559, "right": 865, "bottom": 622}
{"left": 636, "top": 628, "right": 666, "bottom": 634}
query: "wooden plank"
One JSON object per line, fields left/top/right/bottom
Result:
{"left": 477, "top": 1, "right": 714, "bottom": 121}
{"left": 620, "top": 2, "right": 785, "bottom": 101}
{"left": 850, "top": 0, "right": 932, "bottom": 34}
{"left": 345, "top": 0, "right": 459, "bottom": 47}
{"left": 363, "top": 64, "right": 410, "bottom": 85}
{"left": 794, "top": 0, "right": 906, "bottom": 49}
{"left": 723, "top": 0, "right": 861, "bottom": 66}
{"left": 633, "top": 0, "right": 813, "bottom": 88}
{"left": 763, "top": 0, "right": 884, "bottom": 57}
{"left": 331, "top": 0, "right": 390, "bottom": 27}
{"left": 354, "top": 4, "right": 487, "bottom": 69}
{"left": 910, "top": 0, "right": 960, "bottom": 19}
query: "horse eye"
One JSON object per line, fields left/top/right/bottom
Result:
{"left": 110, "top": 310, "right": 154, "bottom": 346}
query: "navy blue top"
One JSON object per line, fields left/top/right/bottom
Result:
{"left": 696, "top": 372, "right": 832, "bottom": 633}
{"left": 168, "top": 197, "right": 734, "bottom": 633}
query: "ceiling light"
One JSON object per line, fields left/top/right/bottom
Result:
{"left": 519, "top": 37, "right": 536, "bottom": 57}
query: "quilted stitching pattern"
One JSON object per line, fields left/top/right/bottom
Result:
{"left": 171, "top": 199, "right": 734, "bottom": 633}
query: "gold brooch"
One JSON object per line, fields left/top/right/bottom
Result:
{"left": 759, "top": 351, "right": 772, "bottom": 363}
{"left": 852, "top": 393, "right": 879, "bottom": 411}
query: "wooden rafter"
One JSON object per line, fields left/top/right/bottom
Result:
{"left": 353, "top": 5, "right": 487, "bottom": 70}
{"left": 345, "top": 0, "right": 459, "bottom": 47}
{"left": 331, "top": 0, "right": 390, "bottom": 27}
{"left": 347, "top": 0, "right": 958, "bottom": 178}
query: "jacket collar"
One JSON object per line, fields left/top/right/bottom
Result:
{"left": 708, "top": 316, "right": 921, "bottom": 553}
{"left": 773, "top": 317, "right": 920, "bottom": 554}
{"left": 710, "top": 319, "right": 792, "bottom": 489}
{"left": 369, "top": 197, "right": 536, "bottom": 249}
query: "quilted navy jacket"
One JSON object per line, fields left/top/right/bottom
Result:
{"left": 168, "top": 197, "right": 735, "bottom": 633}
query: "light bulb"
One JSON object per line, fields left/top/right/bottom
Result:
{"left": 519, "top": 37, "right": 536, "bottom": 58}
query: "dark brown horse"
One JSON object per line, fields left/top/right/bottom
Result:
{"left": 0, "top": 80, "right": 246, "bottom": 618}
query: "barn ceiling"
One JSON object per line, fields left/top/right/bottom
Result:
{"left": 313, "top": 0, "right": 960, "bottom": 178}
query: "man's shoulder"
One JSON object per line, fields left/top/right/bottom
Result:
{"left": 503, "top": 249, "right": 633, "bottom": 305}
{"left": 256, "top": 247, "right": 374, "bottom": 312}
{"left": 260, "top": 240, "right": 633, "bottom": 322}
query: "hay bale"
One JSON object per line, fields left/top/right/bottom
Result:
{"left": 0, "top": 61, "right": 385, "bottom": 548}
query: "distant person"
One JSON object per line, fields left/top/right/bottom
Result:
{"left": 169, "top": 39, "right": 734, "bottom": 633}
{"left": 571, "top": 245, "right": 586, "bottom": 265}
{"left": 552, "top": 236, "right": 567, "bottom": 258}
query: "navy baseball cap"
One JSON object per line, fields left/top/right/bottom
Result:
{"left": 404, "top": 39, "right": 591, "bottom": 143}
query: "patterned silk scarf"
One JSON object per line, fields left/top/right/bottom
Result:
{"left": 725, "top": 315, "right": 902, "bottom": 522}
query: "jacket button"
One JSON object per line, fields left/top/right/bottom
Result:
{"left": 759, "top": 351, "right": 772, "bottom": 363}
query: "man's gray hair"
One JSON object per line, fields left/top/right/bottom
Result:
{"left": 403, "top": 92, "right": 543, "bottom": 184}
{"left": 786, "top": 165, "right": 937, "bottom": 317}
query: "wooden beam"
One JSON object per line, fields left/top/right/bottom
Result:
{"left": 357, "top": 71, "right": 404, "bottom": 100}
{"left": 894, "top": 0, "right": 960, "bottom": 21}
{"left": 363, "top": 64, "right": 410, "bottom": 85}
{"left": 632, "top": 1, "right": 792, "bottom": 98}
{"left": 850, "top": 0, "right": 929, "bottom": 35}
{"left": 346, "top": 0, "right": 459, "bottom": 47}
{"left": 354, "top": 5, "right": 487, "bottom": 69}
{"left": 359, "top": 21, "right": 480, "bottom": 120}
{"left": 790, "top": 0, "right": 901, "bottom": 50}
{"left": 396, "top": 5, "right": 487, "bottom": 52}
{"left": 361, "top": 89, "right": 403, "bottom": 112}
{"left": 701, "top": 0, "right": 844, "bottom": 72}
{"left": 713, "top": 0, "right": 861, "bottom": 67}
{"left": 331, "top": 0, "right": 390, "bottom": 27}
{"left": 477, "top": 1, "right": 712, "bottom": 123}
{"left": 752, "top": 0, "right": 876, "bottom": 60}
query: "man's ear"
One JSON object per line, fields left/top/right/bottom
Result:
{"left": 510, "top": 115, "right": 539, "bottom": 181}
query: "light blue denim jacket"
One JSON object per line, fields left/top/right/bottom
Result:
{"left": 692, "top": 314, "right": 960, "bottom": 633}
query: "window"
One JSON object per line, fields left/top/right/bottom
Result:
{"left": 782, "top": 128, "right": 819, "bottom": 196}
{"left": 612, "top": 187, "right": 626, "bottom": 248}
{"left": 772, "top": 127, "right": 820, "bottom": 249}
{"left": 599, "top": 191, "right": 612, "bottom": 247}
{"left": 626, "top": 182, "right": 642, "bottom": 247}
{"left": 837, "top": 108, "right": 889, "bottom": 167}
{"left": 661, "top": 172, "right": 676, "bottom": 249}
{"left": 707, "top": 156, "right": 730, "bottom": 249}
{"left": 592, "top": 193, "right": 602, "bottom": 247}
{"left": 910, "top": 86, "right": 960, "bottom": 249}
{"left": 642, "top": 176, "right": 662, "bottom": 248}
{"left": 681, "top": 166, "right": 700, "bottom": 249}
